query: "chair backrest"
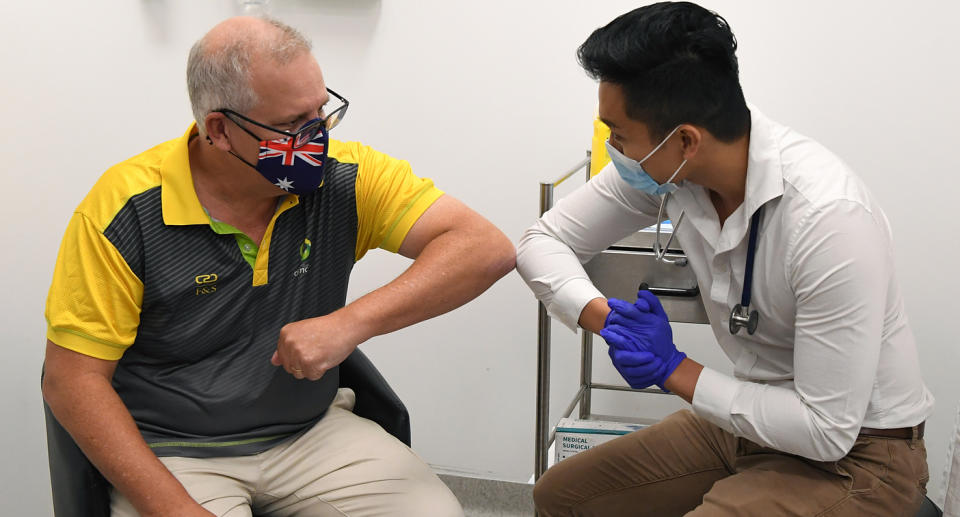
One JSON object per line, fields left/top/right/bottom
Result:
{"left": 340, "top": 347, "right": 411, "bottom": 446}
{"left": 43, "top": 348, "right": 409, "bottom": 517}
{"left": 917, "top": 494, "right": 943, "bottom": 517}
{"left": 44, "top": 400, "right": 111, "bottom": 517}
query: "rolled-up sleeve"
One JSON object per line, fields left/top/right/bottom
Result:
{"left": 516, "top": 164, "right": 659, "bottom": 330}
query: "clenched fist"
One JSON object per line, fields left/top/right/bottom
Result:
{"left": 271, "top": 311, "right": 367, "bottom": 380}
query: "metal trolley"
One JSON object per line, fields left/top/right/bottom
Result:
{"left": 533, "top": 153, "right": 710, "bottom": 480}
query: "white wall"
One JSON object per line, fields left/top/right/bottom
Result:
{"left": 3, "top": 0, "right": 957, "bottom": 513}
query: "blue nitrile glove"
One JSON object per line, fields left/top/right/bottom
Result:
{"left": 601, "top": 325, "right": 668, "bottom": 389}
{"left": 601, "top": 290, "right": 686, "bottom": 390}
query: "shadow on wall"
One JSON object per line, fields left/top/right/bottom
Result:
{"left": 278, "top": 0, "right": 383, "bottom": 66}
{"left": 138, "top": 0, "right": 383, "bottom": 57}
{"left": 140, "top": 0, "right": 175, "bottom": 44}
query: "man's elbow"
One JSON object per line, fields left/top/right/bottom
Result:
{"left": 486, "top": 231, "right": 516, "bottom": 281}
{"left": 516, "top": 221, "right": 549, "bottom": 256}
{"left": 42, "top": 343, "right": 117, "bottom": 410}
{"left": 41, "top": 362, "right": 82, "bottom": 412}
{"left": 808, "top": 445, "right": 848, "bottom": 463}
{"left": 41, "top": 368, "right": 67, "bottom": 410}
{"left": 805, "top": 426, "right": 858, "bottom": 462}
{"left": 41, "top": 374, "right": 53, "bottom": 405}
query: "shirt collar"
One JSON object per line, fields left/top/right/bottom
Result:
{"left": 160, "top": 123, "right": 210, "bottom": 226}
{"left": 742, "top": 105, "right": 785, "bottom": 218}
{"left": 673, "top": 106, "right": 785, "bottom": 252}
{"left": 159, "top": 124, "right": 303, "bottom": 228}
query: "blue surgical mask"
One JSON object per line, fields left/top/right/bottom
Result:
{"left": 605, "top": 126, "right": 685, "bottom": 195}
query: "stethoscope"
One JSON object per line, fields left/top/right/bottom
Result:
{"left": 651, "top": 193, "right": 764, "bottom": 336}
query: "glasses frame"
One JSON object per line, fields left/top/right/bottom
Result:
{"left": 216, "top": 88, "right": 349, "bottom": 149}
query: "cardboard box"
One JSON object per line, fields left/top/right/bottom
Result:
{"left": 554, "top": 417, "right": 648, "bottom": 463}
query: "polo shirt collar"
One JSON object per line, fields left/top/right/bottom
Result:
{"left": 160, "top": 124, "right": 209, "bottom": 226}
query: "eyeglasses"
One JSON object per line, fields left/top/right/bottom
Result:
{"left": 217, "top": 88, "right": 349, "bottom": 149}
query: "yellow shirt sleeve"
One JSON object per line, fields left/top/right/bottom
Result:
{"left": 44, "top": 212, "right": 144, "bottom": 360}
{"left": 347, "top": 143, "right": 444, "bottom": 261}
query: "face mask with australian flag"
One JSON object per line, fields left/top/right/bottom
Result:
{"left": 230, "top": 123, "right": 329, "bottom": 196}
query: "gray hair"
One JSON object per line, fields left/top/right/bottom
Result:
{"left": 186, "top": 16, "right": 312, "bottom": 136}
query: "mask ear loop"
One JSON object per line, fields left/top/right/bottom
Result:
{"left": 227, "top": 149, "right": 260, "bottom": 171}
{"left": 203, "top": 129, "right": 254, "bottom": 168}
{"left": 638, "top": 125, "right": 683, "bottom": 165}
{"left": 216, "top": 116, "right": 271, "bottom": 171}
{"left": 662, "top": 158, "right": 686, "bottom": 187}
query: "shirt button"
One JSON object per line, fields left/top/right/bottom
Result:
{"left": 244, "top": 244, "right": 252, "bottom": 251}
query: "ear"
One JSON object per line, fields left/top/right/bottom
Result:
{"left": 678, "top": 124, "right": 702, "bottom": 161}
{"left": 204, "top": 112, "right": 233, "bottom": 152}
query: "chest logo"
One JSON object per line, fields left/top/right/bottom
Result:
{"left": 195, "top": 273, "right": 218, "bottom": 295}
{"left": 299, "top": 238, "right": 312, "bottom": 261}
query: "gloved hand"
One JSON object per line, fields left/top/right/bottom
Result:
{"left": 602, "top": 325, "right": 668, "bottom": 389}
{"left": 600, "top": 290, "right": 686, "bottom": 390}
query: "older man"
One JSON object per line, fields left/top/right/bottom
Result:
{"left": 42, "top": 16, "right": 514, "bottom": 517}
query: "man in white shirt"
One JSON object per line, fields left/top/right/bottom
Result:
{"left": 517, "top": 3, "right": 934, "bottom": 516}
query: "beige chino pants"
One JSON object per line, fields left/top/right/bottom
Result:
{"left": 534, "top": 409, "right": 929, "bottom": 517}
{"left": 111, "top": 389, "right": 463, "bottom": 517}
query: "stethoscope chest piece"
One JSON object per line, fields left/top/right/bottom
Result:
{"left": 727, "top": 205, "right": 765, "bottom": 336}
{"left": 729, "top": 303, "right": 759, "bottom": 335}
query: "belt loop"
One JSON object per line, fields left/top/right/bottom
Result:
{"left": 910, "top": 424, "right": 920, "bottom": 448}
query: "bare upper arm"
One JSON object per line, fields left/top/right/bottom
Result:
{"left": 43, "top": 339, "right": 119, "bottom": 394}
{"left": 397, "top": 194, "right": 495, "bottom": 259}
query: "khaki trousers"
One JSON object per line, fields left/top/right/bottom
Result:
{"left": 534, "top": 410, "right": 929, "bottom": 517}
{"left": 111, "top": 389, "right": 463, "bottom": 517}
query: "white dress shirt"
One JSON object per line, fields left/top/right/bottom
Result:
{"left": 516, "top": 107, "right": 934, "bottom": 462}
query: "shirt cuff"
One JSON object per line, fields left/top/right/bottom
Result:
{"left": 46, "top": 325, "right": 128, "bottom": 361}
{"left": 692, "top": 366, "right": 740, "bottom": 435}
{"left": 380, "top": 186, "right": 445, "bottom": 253}
{"left": 550, "top": 278, "right": 605, "bottom": 332}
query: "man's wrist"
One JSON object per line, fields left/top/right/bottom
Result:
{"left": 332, "top": 302, "right": 378, "bottom": 345}
{"left": 578, "top": 297, "right": 610, "bottom": 334}
{"left": 656, "top": 350, "right": 687, "bottom": 392}
{"left": 662, "top": 357, "right": 704, "bottom": 403}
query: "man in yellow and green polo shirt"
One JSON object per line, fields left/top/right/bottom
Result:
{"left": 42, "top": 15, "right": 514, "bottom": 517}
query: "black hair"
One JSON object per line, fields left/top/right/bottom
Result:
{"left": 578, "top": 1, "right": 750, "bottom": 142}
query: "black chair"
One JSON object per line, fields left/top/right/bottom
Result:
{"left": 918, "top": 493, "right": 944, "bottom": 517}
{"left": 43, "top": 349, "right": 409, "bottom": 517}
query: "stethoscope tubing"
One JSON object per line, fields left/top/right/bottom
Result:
{"left": 651, "top": 193, "right": 764, "bottom": 335}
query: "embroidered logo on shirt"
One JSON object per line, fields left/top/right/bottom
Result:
{"left": 195, "top": 273, "right": 218, "bottom": 295}
{"left": 293, "top": 238, "right": 312, "bottom": 278}
{"left": 299, "top": 238, "right": 312, "bottom": 261}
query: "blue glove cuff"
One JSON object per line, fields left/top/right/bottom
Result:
{"left": 656, "top": 350, "right": 687, "bottom": 392}
{"left": 602, "top": 303, "right": 616, "bottom": 330}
